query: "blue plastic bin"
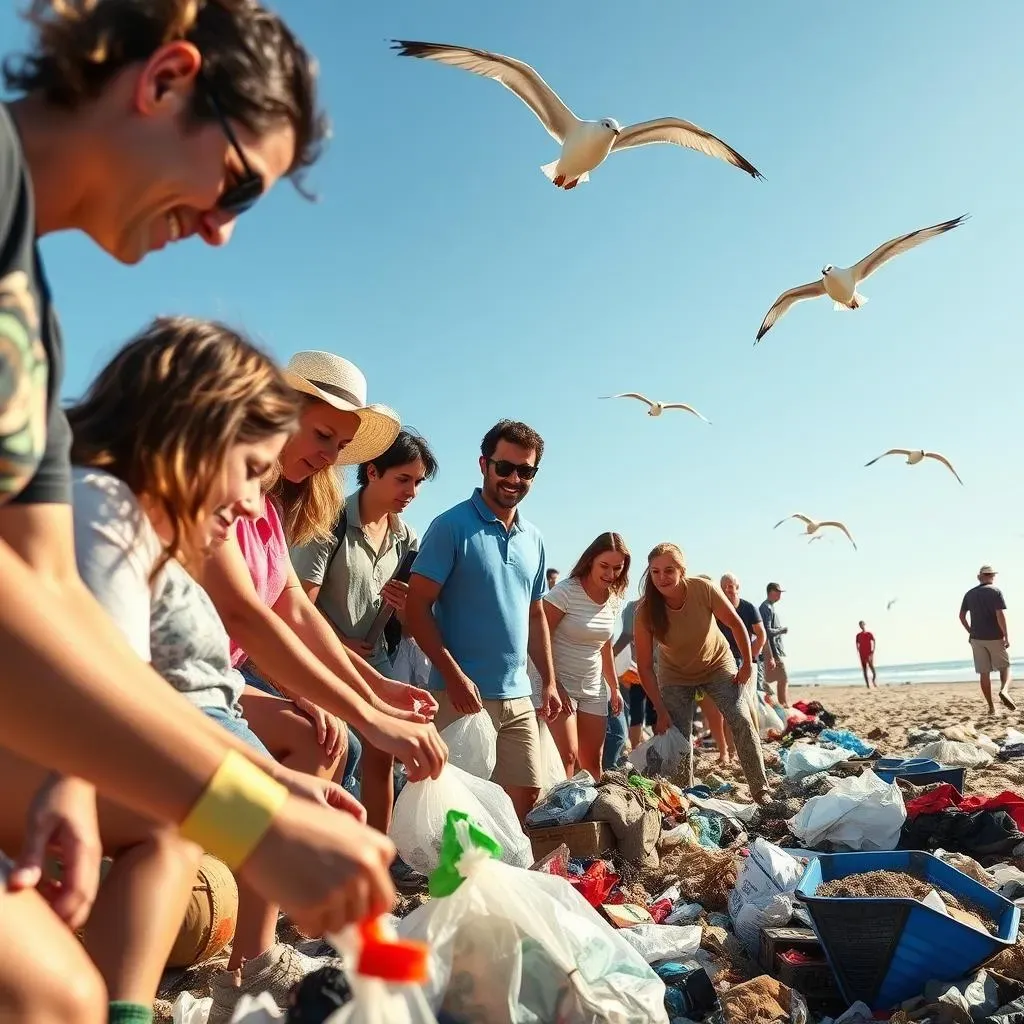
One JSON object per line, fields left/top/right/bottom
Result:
{"left": 873, "top": 757, "right": 966, "bottom": 794}
{"left": 796, "top": 851, "right": 1019, "bottom": 1010}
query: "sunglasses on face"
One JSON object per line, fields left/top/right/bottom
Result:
{"left": 488, "top": 458, "right": 539, "bottom": 481}
{"left": 199, "top": 81, "right": 265, "bottom": 216}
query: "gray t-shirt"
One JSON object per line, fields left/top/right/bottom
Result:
{"left": 960, "top": 583, "right": 1007, "bottom": 642}
{"left": 760, "top": 599, "right": 786, "bottom": 659}
{"left": 290, "top": 491, "right": 417, "bottom": 673}
{"left": 72, "top": 467, "right": 243, "bottom": 712}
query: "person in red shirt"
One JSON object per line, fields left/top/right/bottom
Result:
{"left": 856, "top": 621, "right": 877, "bottom": 688}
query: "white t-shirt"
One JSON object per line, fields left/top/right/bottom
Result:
{"left": 72, "top": 467, "right": 244, "bottom": 712}
{"left": 531, "top": 577, "right": 621, "bottom": 701}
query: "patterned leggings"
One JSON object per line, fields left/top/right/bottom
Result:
{"left": 661, "top": 669, "right": 770, "bottom": 797}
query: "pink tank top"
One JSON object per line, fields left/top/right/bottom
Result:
{"left": 229, "top": 497, "right": 290, "bottom": 667}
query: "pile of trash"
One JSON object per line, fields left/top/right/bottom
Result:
{"left": 164, "top": 695, "right": 1024, "bottom": 1024}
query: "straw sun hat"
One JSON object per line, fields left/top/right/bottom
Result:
{"left": 283, "top": 351, "right": 401, "bottom": 467}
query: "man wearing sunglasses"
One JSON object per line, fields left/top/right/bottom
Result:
{"left": 407, "top": 420, "right": 562, "bottom": 822}
{"left": 0, "top": 5, "right": 401, "bottom": 1023}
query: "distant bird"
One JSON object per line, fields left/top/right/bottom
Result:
{"left": 755, "top": 215, "right": 968, "bottom": 343}
{"left": 865, "top": 448, "right": 963, "bottom": 485}
{"left": 887, "top": 598, "right": 898, "bottom": 611}
{"left": 391, "top": 40, "right": 763, "bottom": 189}
{"left": 774, "top": 513, "right": 858, "bottom": 551}
{"left": 601, "top": 393, "right": 711, "bottom": 423}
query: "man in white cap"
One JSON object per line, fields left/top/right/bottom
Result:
{"left": 960, "top": 565, "right": 1013, "bottom": 713}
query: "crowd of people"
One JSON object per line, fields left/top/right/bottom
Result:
{"left": 0, "top": 3, "right": 789, "bottom": 1022}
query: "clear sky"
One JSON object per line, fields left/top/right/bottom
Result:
{"left": 3, "top": 3, "right": 1022, "bottom": 671}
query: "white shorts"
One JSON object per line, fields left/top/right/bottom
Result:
{"left": 530, "top": 676, "right": 609, "bottom": 718}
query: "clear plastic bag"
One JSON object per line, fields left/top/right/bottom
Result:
{"left": 627, "top": 726, "right": 689, "bottom": 776}
{"left": 227, "top": 994, "right": 283, "bottom": 1022}
{"left": 399, "top": 813, "right": 669, "bottom": 1024}
{"left": 172, "top": 993, "right": 215, "bottom": 1023}
{"left": 439, "top": 712, "right": 498, "bottom": 781}
{"left": 537, "top": 718, "right": 568, "bottom": 794}
{"left": 790, "top": 769, "right": 906, "bottom": 851}
{"left": 390, "top": 763, "right": 533, "bottom": 875}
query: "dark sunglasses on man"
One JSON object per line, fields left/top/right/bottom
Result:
{"left": 488, "top": 458, "right": 539, "bottom": 481}
{"left": 198, "top": 80, "right": 265, "bottom": 216}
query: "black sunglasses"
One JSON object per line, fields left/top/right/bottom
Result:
{"left": 199, "top": 81, "right": 265, "bottom": 216}
{"left": 488, "top": 458, "right": 539, "bottom": 481}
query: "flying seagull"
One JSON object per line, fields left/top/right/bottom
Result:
{"left": 601, "top": 393, "right": 711, "bottom": 423}
{"left": 774, "top": 513, "right": 858, "bottom": 551}
{"left": 391, "top": 40, "right": 763, "bottom": 189}
{"left": 865, "top": 448, "right": 963, "bottom": 485}
{"left": 755, "top": 215, "right": 968, "bottom": 343}
{"left": 887, "top": 598, "right": 898, "bottom": 611}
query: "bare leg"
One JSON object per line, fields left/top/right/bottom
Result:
{"left": 776, "top": 673, "right": 789, "bottom": 708}
{"left": 0, "top": 881, "right": 107, "bottom": 1024}
{"left": 547, "top": 710, "right": 581, "bottom": 778}
{"left": 999, "top": 665, "right": 1015, "bottom": 709}
{"left": 358, "top": 743, "right": 395, "bottom": 835}
{"left": 861, "top": 662, "right": 870, "bottom": 688}
{"left": 575, "top": 711, "right": 608, "bottom": 780}
{"left": 628, "top": 724, "right": 645, "bottom": 748}
{"left": 236, "top": 692, "right": 342, "bottom": 965}
{"left": 980, "top": 672, "right": 995, "bottom": 713}
{"left": 700, "top": 698, "right": 730, "bottom": 763}
{"left": 507, "top": 786, "right": 540, "bottom": 825}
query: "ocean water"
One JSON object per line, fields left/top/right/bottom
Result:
{"left": 790, "top": 657, "right": 1024, "bottom": 687}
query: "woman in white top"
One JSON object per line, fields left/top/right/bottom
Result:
{"left": 537, "top": 533, "right": 629, "bottom": 778}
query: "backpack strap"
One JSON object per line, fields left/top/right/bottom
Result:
{"left": 314, "top": 505, "right": 348, "bottom": 609}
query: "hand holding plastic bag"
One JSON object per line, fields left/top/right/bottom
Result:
{"left": 439, "top": 713, "right": 497, "bottom": 780}
{"left": 399, "top": 810, "right": 669, "bottom": 1024}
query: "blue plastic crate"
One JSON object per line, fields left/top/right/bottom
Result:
{"left": 873, "top": 757, "right": 966, "bottom": 794}
{"left": 796, "top": 851, "right": 1019, "bottom": 1010}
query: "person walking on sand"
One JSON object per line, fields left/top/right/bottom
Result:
{"left": 760, "top": 582, "right": 790, "bottom": 707}
{"left": 960, "top": 565, "right": 1014, "bottom": 713}
{"left": 634, "top": 544, "right": 771, "bottom": 803}
{"left": 856, "top": 621, "right": 878, "bottom": 688}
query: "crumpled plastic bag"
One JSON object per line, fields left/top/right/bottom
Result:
{"left": 399, "top": 811, "right": 669, "bottom": 1024}
{"left": 627, "top": 727, "right": 688, "bottom": 776}
{"left": 172, "top": 993, "right": 215, "bottom": 1024}
{"left": 227, "top": 994, "right": 284, "bottom": 1022}
{"left": 618, "top": 923, "right": 701, "bottom": 964}
{"left": 790, "top": 770, "right": 906, "bottom": 851}
{"left": 819, "top": 729, "right": 875, "bottom": 758}
{"left": 439, "top": 712, "right": 497, "bottom": 781}
{"left": 727, "top": 837, "right": 805, "bottom": 952}
{"left": 390, "top": 763, "right": 533, "bottom": 875}
{"left": 782, "top": 743, "right": 849, "bottom": 780}
{"left": 526, "top": 772, "right": 598, "bottom": 829}
{"left": 755, "top": 694, "right": 786, "bottom": 739}
{"left": 537, "top": 719, "right": 568, "bottom": 795}
{"left": 917, "top": 739, "right": 993, "bottom": 768}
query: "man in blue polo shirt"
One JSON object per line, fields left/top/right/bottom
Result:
{"left": 406, "top": 419, "right": 561, "bottom": 820}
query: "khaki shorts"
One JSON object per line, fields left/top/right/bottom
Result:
{"left": 433, "top": 690, "right": 542, "bottom": 789}
{"left": 763, "top": 657, "right": 788, "bottom": 685}
{"left": 971, "top": 638, "right": 1010, "bottom": 674}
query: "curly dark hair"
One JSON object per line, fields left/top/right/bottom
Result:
{"left": 3, "top": 0, "right": 328, "bottom": 187}
{"left": 480, "top": 419, "right": 545, "bottom": 464}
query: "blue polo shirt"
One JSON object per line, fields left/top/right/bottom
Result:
{"left": 412, "top": 489, "right": 547, "bottom": 701}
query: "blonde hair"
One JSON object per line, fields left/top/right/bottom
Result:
{"left": 638, "top": 542, "right": 687, "bottom": 642}
{"left": 266, "top": 395, "right": 344, "bottom": 547}
{"left": 69, "top": 316, "right": 300, "bottom": 574}
{"left": 568, "top": 532, "right": 631, "bottom": 598}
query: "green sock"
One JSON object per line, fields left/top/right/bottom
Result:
{"left": 108, "top": 1002, "right": 152, "bottom": 1024}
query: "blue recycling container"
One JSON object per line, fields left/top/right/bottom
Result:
{"left": 873, "top": 757, "right": 966, "bottom": 794}
{"left": 797, "top": 851, "right": 1020, "bottom": 1010}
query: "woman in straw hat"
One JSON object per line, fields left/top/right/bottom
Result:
{"left": 200, "top": 352, "right": 448, "bottom": 854}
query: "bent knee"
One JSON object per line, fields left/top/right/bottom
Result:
{"left": 0, "top": 934, "right": 106, "bottom": 1024}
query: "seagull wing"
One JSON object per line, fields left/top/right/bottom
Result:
{"left": 661, "top": 403, "right": 711, "bottom": 423}
{"left": 852, "top": 215, "right": 969, "bottom": 283}
{"left": 391, "top": 40, "right": 577, "bottom": 144}
{"left": 924, "top": 452, "right": 964, "bottom": 485}
{"left": 774, "top": 513, "right": 815, "bottom": 529}
{"left": 821, "top": 521, "right": 858, "bottom": 550}
{"left": 610, "top": 117, "right": 763, "bottom": 179}
{"left": 755, "top": 281, "right": 826, "bottom": 343}
{"left": 601, "top": 392, "right": 654, "bottom": 408}
{"left": 865, "top": 448, "right": 912, "bottom": 467}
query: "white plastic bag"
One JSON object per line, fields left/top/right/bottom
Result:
{"left": 172, "top": 993, "right": 214, "bottom": 1024}
{"left": 627, "top": 726, "right": 688, "bottom": 776}
{"left": 390, "top": 763, "right": 533, "bottom": 875}
{"left": 755, "top": 694, "right": 786, "bottom": 739}
{"left": 537, "top": 718, "right": 567, "bottom": 794}
{"left": 790, "top": 770, "right": 906, "bottom": 852}
{"left": 228, "top": 994, "right": 284, "bottom": 1022}
{"left": 398, "top": 815, "right": 669, "bottom": 1023}
{"left": 916, "top": 739, "right": 993, "bottom": 768}
{"left": 783, "top": 743, "right": 849, "bottom": 780}
{"left": 325, "top": 921, "right": 438, "bottom": 1024}
{"left": 618, "top": 923, "right": 701, "bottom": 964}
{"left": 525, "top": 772, "right": 598, "bottom": 828}
{"left": 728, "top": 837, "right": 805, "bottom": 952}
{"left": 439, "top": 712, "right": 497, "bottom": 781}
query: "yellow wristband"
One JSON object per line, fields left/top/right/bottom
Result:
{"left": 179, "top": 751, "right": 289, "bottom": 870}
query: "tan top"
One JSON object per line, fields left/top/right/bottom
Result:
{"left": 637, "top": 576, "right": 735, "bottom": 685}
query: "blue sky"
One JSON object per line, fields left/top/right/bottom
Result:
{"left": 4, "top": 3, "right": 1022, "bottom": 670}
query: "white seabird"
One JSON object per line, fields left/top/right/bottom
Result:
{"left": 774, "top": 513, "right": 858, "bottom": 551}
{"left": 865, "top": 448, "right": 964, "bottom": 485}
{"left": 601, "top": 393, "right": 710, "bottom": 423}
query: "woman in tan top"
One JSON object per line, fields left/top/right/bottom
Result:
{"left": 634, "top": 544, "right": 770, "bottom": 801}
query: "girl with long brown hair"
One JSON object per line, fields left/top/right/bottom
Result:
{"left": 634, "top": 543, "right": 771, "bottom": 803}
{"left": 532, "top": 532, "right": 629, "bottom": 778}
